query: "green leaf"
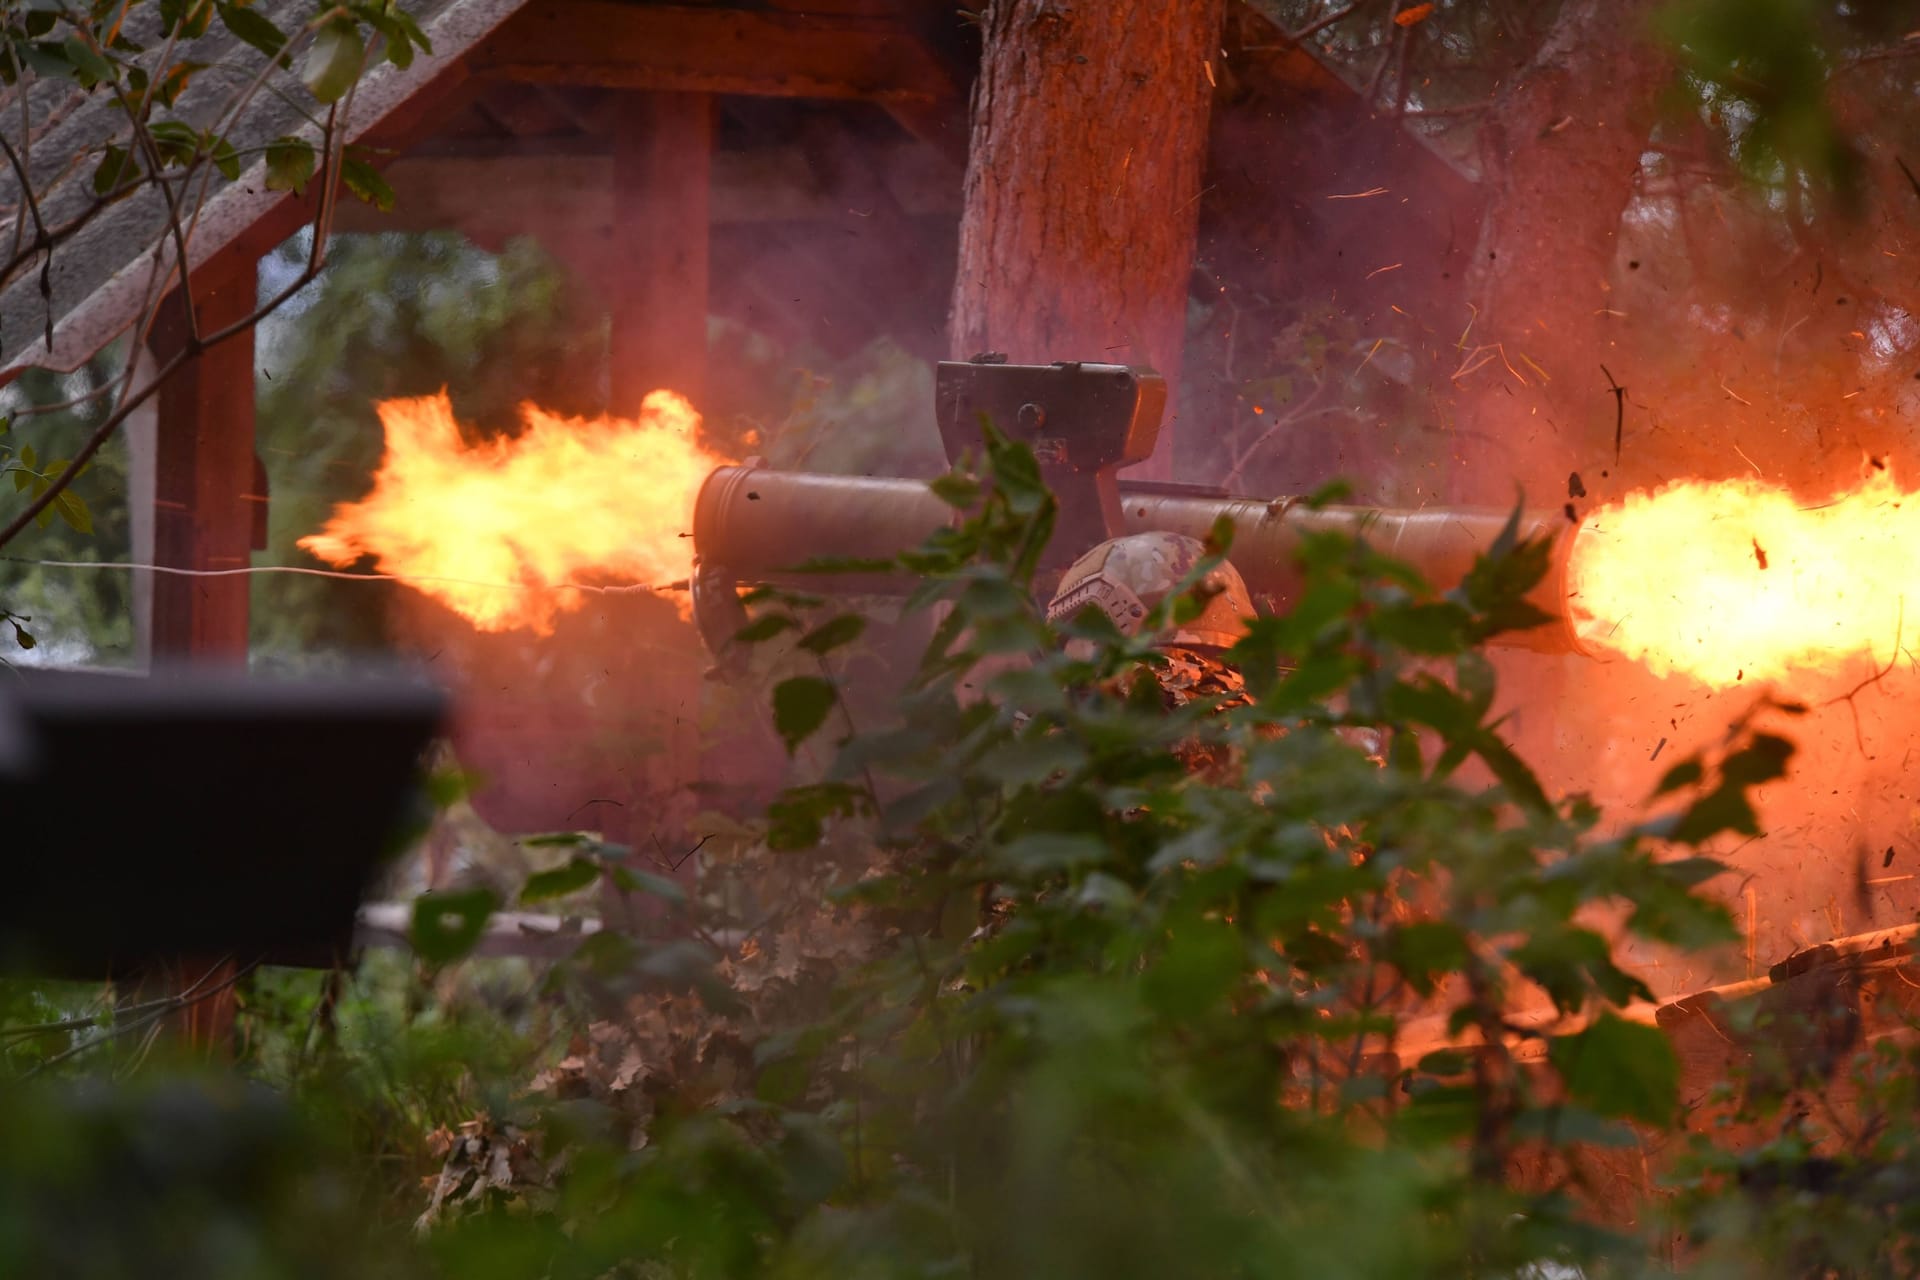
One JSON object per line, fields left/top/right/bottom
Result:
{"left": 92, "top": 144, "right": 139, "bottom": 195}
{"left": 353, "top": 4, "right": 419, "bottom": 69}
{"left": 520, "top": 855, "right": 600, "bottom": 904}
{"left": 263, "top": 135, "right": 316, "bottom": 194}
{"left": 1074, "top": 871, "right": 1136, "bottom": 913}
{"left": 1142, "top": 916, "right": 1242, "bottom": 1015}
{"left": 1396, "top": 1082, "right": 1478, "bottom": 1142}
{"left": 521, "top": 831, "right": 596, "bottom": 849}
{"left": 1512, "top": 1103, "right": 1640, "bottom": 1149}
{"left": 146, "top": 120, "right": 199, "bottom": 167}
{"left": 1628, "top": 877, "right": 1737, "bottom": 949}
{"left": 1665, "top": 738, "right": 1794, "bottom": 846}
{"left": 409, "top": 887, "right": 498, "bottom": 965}
{"left": 765, "top": 781, "right": 863, "bottom": 850}
{"left": 10, "top": 621, "right": 34, "bottom": 651}
{"left": 609, "top": 865, "right": 687, "bottom": 904}
{"left": 209, "top": 135, "right": 240, "bottom": 181}
{"left": 1653, "top": 758, "right": 1704, "bottom": 796}
{"left": 302, "top": 20, "right": 363, "bottom": 103}
{"left": 1415, "top": 1049, "right": 1470, "bottom": 1078}
{"left": 983, "top": 430, "right": 1049, "bottom": 516}
{"left": 1370, "top": 600, "right": 1472, "bottom": 655}
{"left": 61, "top": 35, "right": 114, "bottom": 87}
{"left": 390, "top": 5, "right": 432, "bottom": 55}
{"left": 339, "top": 154, "right": 395, "bottom": 212}
{"left": 772, "top": 675, "right": 836, "bottom": 753}
{"left": 1549, "top": 1012, "right": 1677, "bottom": 1127}
{"left": 426, "top": 765, "right": 480, "bottom": 808}
{"left": 1305, "top": 479, "right": 1352, "bottom": 509}
{"left": 216, "top": 1, "right": 287, "bottom": 59}
{"left": 732, "top": 612, "right": 798, "bottom": 645}
{"left": 151, "top": 60, "right": 203, "bottom": 108}
{"left": 17, "top": 40, "right": 73, "bottom": 79}
{"left": 1455, "top": 505, "right": 1556, "bottom": 636}
{"left": 928, "top": 471, "right": 982, "bottom": 509}
{"left": 160, "top": 0, "right": 216, "bottom": 40}
{"left": 995, "top": 833, "right": 1108, "bottom": 874}
{"left": 1659, "top": 855, "right": 1725, "bottom": 889}
{"left": 1511, "top": 927, "right": 1652, "bottom": 1014}
{"left": 1384, "top": 920, "right": 1470, "bottom": 996}
{"left": 797, "top": 614, "right": 865, "bottom": 656}
{"left": 52, "top": 488, "right": 90, "bottom": 534}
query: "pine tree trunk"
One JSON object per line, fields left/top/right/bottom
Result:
{"left": 950, "top": 0, "right": 1225, "bottom": 478}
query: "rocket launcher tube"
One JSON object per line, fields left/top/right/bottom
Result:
{"left": 1121, "top": 490, "right": 1578, "bottom": 655}
{"left": 691, "top": 464, "right": 1585, "bottom": 657}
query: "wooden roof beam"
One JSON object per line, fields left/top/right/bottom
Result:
{"left": 329, "top": 140, "right": 961, "bottom": 240}
{"left": 469, "top": 1, "right": 959, "bottom": 106}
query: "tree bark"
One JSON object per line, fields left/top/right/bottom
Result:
{"left": 949, "top": 0, "right": 1224, "bottom": 478}
{"left": 1453, "top": 0, "right": 1668, "bottom": 504}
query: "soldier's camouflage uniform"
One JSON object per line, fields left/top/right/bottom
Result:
{"left": 1046, "top": 532, "right": 1258, "bottom": 780}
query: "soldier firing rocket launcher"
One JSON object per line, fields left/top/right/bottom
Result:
{"left": 688, "top": 356, "right": 1588, "bottom": 666}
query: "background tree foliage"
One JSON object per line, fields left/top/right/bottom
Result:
{"left": 0, "top": 352, "right": 135, "bottom": 662}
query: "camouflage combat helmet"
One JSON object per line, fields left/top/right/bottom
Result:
{"left": 1045, "top": 532, "right": 1254, "bottom": 651}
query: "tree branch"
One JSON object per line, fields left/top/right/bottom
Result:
{"left": 22, "top": 958, "right": 254, "bottom": 1078}
{"left": 0, "top": 9, "right": 363, "bottom": 551}
{"left": 0, "top": 118, "right": 60, "bottom": 353}
{"left": 1286, "top": 1, "right": 1367, "bottom": 44}
{"left": 0, "top": 202, "right": 340, "bottom": 550}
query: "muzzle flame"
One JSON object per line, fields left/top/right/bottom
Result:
{"left": 298, "top": 390, "right": 729, "bottom": 634}
{"left": 1567, "top": 470, "right": 1917, "bottom": 687}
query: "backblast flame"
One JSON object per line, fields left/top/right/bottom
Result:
{"left": 1567, "top": 470, "right": 1919, "bottom": 688}
{"left": 298, "top": 390, "right": 729, "bottom": 634}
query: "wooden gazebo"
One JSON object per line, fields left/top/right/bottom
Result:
{"left": 0, "top": 0, "right": 982, "bottom": 670}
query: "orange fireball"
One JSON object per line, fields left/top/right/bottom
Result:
{"left": 1567, "top": 470, "right": 1918, "bottom": 688}
{"left": 299, "top": 390, "right": 729, "bottom": 633}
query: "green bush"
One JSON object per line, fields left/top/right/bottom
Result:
{"left": 2, "top": 429, "right": 1881, "bottom": 1279}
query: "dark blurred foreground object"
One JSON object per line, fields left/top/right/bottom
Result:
{"left": 0, "top": 1075, "right": 427, "bottom": 1280}
{"left": 0, "top": 664, "right": 445, "bottom": 979}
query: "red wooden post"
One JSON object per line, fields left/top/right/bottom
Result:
{"left": 606, "top": 92, "right": 713, "bottom": 873}
{"left": 610, "top": 91, "right": 712, "bottom": 411}
{"left": 148, "top": 253, "right": 259, "bottom": 662}
{"left": 138, "top": 250, "right": 261, "bottom": 1054}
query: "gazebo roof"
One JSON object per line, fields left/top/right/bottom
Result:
{"left": 0, "top": 0, "right": 525, "bottom": 381}
{"left": 0, "top": 0, "right": 969, "bottom": 383}
{"left": 0, "top": 0, "right": 1463, "bottom": 386}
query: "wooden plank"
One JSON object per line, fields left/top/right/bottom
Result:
{"left": 136, "top": 252, "right": 259, "bottom": 1058}
{"left": 147, "top": 254, "right": 257, "bottom": 661}
{"left": 328, "top": 138, "right": 961, "bottom": 241}
{"left": 221, "top": 60, "right": 481, "bottom": 265}
{"left": 470, "top": 0, "right": 957, "bottom": 104}
{"left": 608, "top": 90, "right": 711, "bottom": 828}
{"left": 882, "top": 98, "right": 970, "bottom": 169}
{"left": 472, "top": 81, "right": 579, "bottom": 139}
{"left": 609, "top": 90, "right": 711, "bottom": 409}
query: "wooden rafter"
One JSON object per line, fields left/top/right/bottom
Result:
{"left": 329, "top": 138, "right": 961, "bottom": 239}
{"left": 469, "top": 1, "right": 960, "bottom": 106}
